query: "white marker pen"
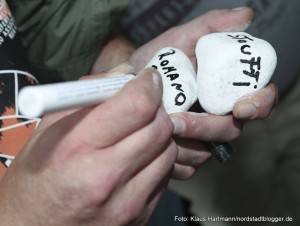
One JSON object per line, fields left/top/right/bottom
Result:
{"left": 18, "top": 75, "right": 135, "bottom": 118}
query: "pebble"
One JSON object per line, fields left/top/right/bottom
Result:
{"left": 196, "top": 32, "right": 277, "bottom": 115}
{"left": 146, "top": 47, "right": 198, "bottom": 113}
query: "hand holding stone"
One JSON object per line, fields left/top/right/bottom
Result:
{"left": 196, "top": 32, "right": 277, "bottom": 115}
{"left": 146, "top": 47, "right": 198, "bottom": 114}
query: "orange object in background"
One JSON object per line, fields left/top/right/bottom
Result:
{"left": 0, "top": 0, "right": 40, "bottom": 179}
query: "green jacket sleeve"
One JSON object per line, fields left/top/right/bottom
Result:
{"left": 7, "top": 0, "right": 129, "bottom": 83}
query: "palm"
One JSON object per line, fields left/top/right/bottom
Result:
{"left": 130, "top": 8, "right": 253, "bottom": 72}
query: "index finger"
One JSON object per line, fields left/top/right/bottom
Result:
{"left": 170, "top": 112, "right": 242, "bottom": 141}
{"left": 70, "top": 68, "right": 164, "bottom": 149}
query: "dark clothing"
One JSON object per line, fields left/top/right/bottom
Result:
{"left": 7, "top": 0, "right": 129, "bottom": 83}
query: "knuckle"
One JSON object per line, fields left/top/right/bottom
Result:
{"left": 58, "top": 170, "right": 119, "bottom": 219}
{"left": 182, "top": 167, "right": 197, "bottom": 180}
{"left": 129, "top": 92, "right": 158, "bottom": 122}
{"left": 222, "top": 116, "right": 243, "bottom": 140}
{"left": 174, "top": 165, "right": 196, "bottom": 180}
{"left": 192, "top": 151, "right": 212, "bottom": 166}
{"left": 166, "top": 140, "right": 178, "bottom": 162}
{"left": 162, "top": 115, "right": 174, "bottom": 136}
{"left": 82, "top": 172, "right": 119, "bottom": 207}
{"left": 115, "top": 198, "right": 146, "bottom": 225}
{"left": 230, "top": 128, "right": 242, "bottom": 140}
{"left": 126, "top": 207, "right": 144, "bottom": 224}
{"left": 156, "top": 111, "right": 174, "bottom": 142}
{"left": 226, "top": 121, "right": 242, "bottom": 140}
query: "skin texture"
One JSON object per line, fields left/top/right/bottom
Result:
{"left": 92, "top": 8, "right": 278, "bottom": 180}
{"left": 0, "top": 8, "right": 278, "bottom": 226}
{"left": 0, "top": 68, "right": 177, "bottom": 226}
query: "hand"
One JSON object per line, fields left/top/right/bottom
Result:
{"left": 39, "top": 62, "right": 136, "bottom": 129}
{"left": 90, "top": 33, "right": 136, "bottom": 74}
{"left": 91, "top": 8, "right": 278, "bottom": 180}
{"left": 233, "top": 82, "right": 278, "bottom": 120}
{"left": 169, "top": 82, "right": 278, "bottom": 180}
{"left": 0, "top": 68, "right": 177, "bottom": 226}
{"left": 127, "top": 8, "right": 278, "bottom": 180}
{"left": 129, "top": 8, "right": 254, "bottom": 71}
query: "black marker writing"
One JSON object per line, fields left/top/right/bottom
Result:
{"left": 241, "top": 45, "right": 251, "bottom": 55}
{"left": 158, "top": 49, "right": 176, "bottom": 60}
{"left": 233, "top": 82, "right": 251, "bottom": 87}
{"left": 175, "top": 93, "right": 186, "bottom": 106}
{"left": 227, "top": 34, "right": 254, "bottom": 41}
{"left": 171, "top": 83, "right": 184, "bottom": 92}
{"left": 152, "top": 48, "right": 186, "bottom": 106}
{"left": 240, "top": 57, "right": 261, "bottom": 82}
{"left": 228, "top": 34, "right": 261, "bottom": 89}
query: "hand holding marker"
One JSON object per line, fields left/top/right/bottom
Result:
{"left": 19, "top": 32, "right": 277, "bottom": 162}
{"left": 18, "top": 75, "right": 135, "bottom": 118}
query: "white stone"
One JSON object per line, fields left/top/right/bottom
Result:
{"left": 146, "top": 47, "right": 198, "bottom": 114}
{"left": 196, "top": 32, "right": 277, "bottom": 115}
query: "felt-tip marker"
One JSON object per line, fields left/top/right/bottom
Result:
{"left": 18, "top": 74, "right": 233, "bottom": 163}
{"left": 18, "top": 75, "right": 135, "bottom": 118}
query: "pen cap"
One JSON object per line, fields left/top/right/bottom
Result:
{"left": 18, "top": 86, "right": 46, "bottom": 118}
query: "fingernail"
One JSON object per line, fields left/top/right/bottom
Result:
{"left": 223, "top": 21, "right": 251, "bottom": 32}
{"left": 232, "top": 6, "right": 248, "bottom": 11}
{"left": 151, "top": 70, "right": 162, "bottom": 88}
{"left": 236, "top": 102, "right": 257, "bottom": 119}
{"left": 171, "top": 115, "right": 186, "bottom": 135}
{"left": 108, "top": 62, "right": 135, "bottom": 75}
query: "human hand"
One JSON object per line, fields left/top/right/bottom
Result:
{"left": 39, "top": 62, "right": 136, "bottom": 129}
{"left": 92, "top": 8, "right": 254, "bottom": 74}
{"left": 233, "top": 82, "right": 278, "bottom": 120}
{"left": 170, "top": 82, "right": 278, "bottom": 180}
{"left": 90, "top": 33, "right": 136, "bottom": 74}
{"left": 90, "top": 8, "right": 278, "bottom": 180}
{"left": 0, "top": 68, "right": 177, "bottom": 226}
{"left": 129, "top": 8, "right": 254, "bottom": 71}
{"left": 127, "top": 8, "right": 278, "bottom": 180}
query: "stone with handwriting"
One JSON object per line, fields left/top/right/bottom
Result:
{"left": 146, "top": 47, "right": 197, "bottom": 113}
{"left": 196, "top": 32, "right": 277, "bottom": 115}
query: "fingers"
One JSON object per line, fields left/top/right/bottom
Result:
{"left": 165, "top": 8, "right": 253, "bottom": 57}
{"left": 233, "top": 82, "right": 279, "bottom": 120}
{"left": 185, "top": 7, "right": 254, "bottom": 43}
{"left": 108, "top": 61, "right": 136, "bottom": 75}
{"left": 171, "top": 138, "right": 211, "bottom": 180}
{"left": 170, "top": 112, "right": 243, "bottom": 141}
{"left": 174, "top": 138, "right": 212, "bottom": 166}
{"left": 90, "top": 35, "right": 136, "bottom": 75}
{"left": 172, "top": 163, "right": 197, "bottom": 181}
{"left": 126, "top": 140, "right": 176, "bottom": 200}
{"left": 84, "top": 61, "right": 136, "bottom": 79}
{"left": 97, "top": 107, "right": 174, "bottom": 183}
{"left": 74, "top": 104, "right": 176, "bottom": 223}
{"left": 130, "top": 8, "right": 254, "bottom": 71}
{"left": 38, "top": 62, "right": 135, "bottom": 130}
{"left": 107, "top": 141, "right": 177, "bottom": 223}
{"left": 70, "top": 68, "right": 163, "bottom": 149}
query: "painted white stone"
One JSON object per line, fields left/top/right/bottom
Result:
{"left": 146, "top": 47, "right": 197, "bottom": 114}
{"left": 196, "top": 32, "right": 277, "bottom": 115}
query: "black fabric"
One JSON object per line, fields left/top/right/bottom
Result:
{"left": 148, "top": 189, "right": 201, "bottom": 226}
